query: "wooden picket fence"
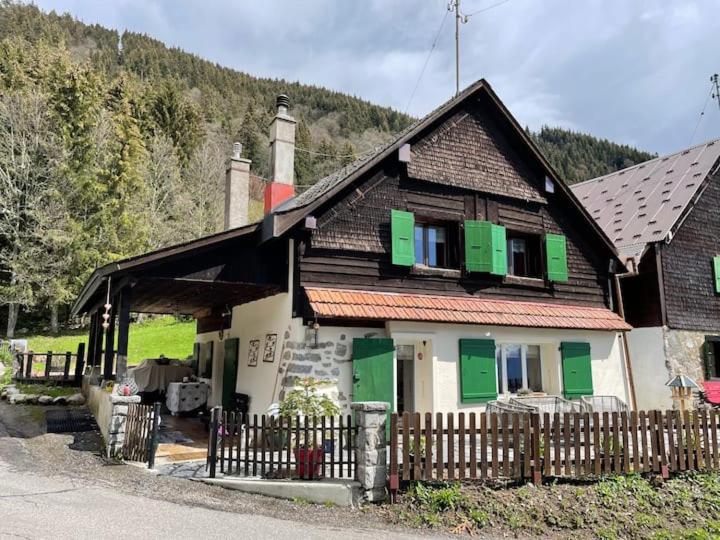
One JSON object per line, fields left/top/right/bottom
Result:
{"left": 389, "top": 409, "right": 720, "bottom": 493}
{"left": 123, "top": 402, "right": 161, "bottom": 468}
{"left": 207, "top": 409, "right": 357, "bottom": 480}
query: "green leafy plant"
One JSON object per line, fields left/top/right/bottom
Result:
{"left": 278, "top": 377, "right": 340, "bottom": 418}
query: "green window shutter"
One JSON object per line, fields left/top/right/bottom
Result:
{"left": 193, "top": 343, "right": 200, "bottom": 375}
{"left": 704, "top": 340, "right": 715, "bottom": 379}
{"left": 546, "top": 233, "right": 569, "bottom": 282}
{"left": 391, "top": 210, "right": 415, "bottom": 266}
{"left": 560, "top": 342, "right": 593, "bottom": 399}
{"left": 459, "top": 339, "right": 497, "bottom": 403}
{"left": 491, "top": 223, "right": 507, "bottom": 276}
{"left": 713, "top": 256, "right": 720, "bottom": 293}
{"left": 464, "top": 221, "right": 507, "bottom": 276}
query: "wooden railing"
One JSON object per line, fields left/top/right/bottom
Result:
{"left": 207, "top": 409, "right": 357, "bottom": 480}
{"left": 13, "top": 343, "right": 85, "bottom": 385}
{"left": 389, "top": 409, "right": 720, "bottom": 494}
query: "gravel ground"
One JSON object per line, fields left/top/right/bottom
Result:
{"left": 0, "top": 401, "right": 448, "bottom": 538}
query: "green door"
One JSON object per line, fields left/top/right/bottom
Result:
{"left": 560, "top": 342, "right": 593, "bottom": 399}
{"left": 222, "top": 338, "right": 239, "bottom": 410}
{"left": 352, "top": 338, "right": 394, "bottom": 411}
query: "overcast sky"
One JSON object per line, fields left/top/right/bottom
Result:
{"left": 34, "top": 0, "right": 720, "bottom": 155}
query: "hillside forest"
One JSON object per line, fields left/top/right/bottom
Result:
{"left": 0, "top": 2, "right": 655, "bottom": 337}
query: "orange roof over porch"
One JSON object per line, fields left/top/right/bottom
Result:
{"left": 305, "top": 287, "right": 631, "bottom": 331}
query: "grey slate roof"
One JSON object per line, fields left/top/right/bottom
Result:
{"left": 570, "top": 139, "right": 720, "bottom": 262}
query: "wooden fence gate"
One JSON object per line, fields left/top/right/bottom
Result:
{"left": 389, "top": 409, "right": 720, "bottom": 495}
{"left": 207, "top": 408, "right": 357, "bottom": 480}
{"left": 123, "top": 402, "right": 161, "bottom": 468}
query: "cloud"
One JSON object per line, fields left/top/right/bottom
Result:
{"left": 33, "top": 0, "right": 720, "bottom": 154}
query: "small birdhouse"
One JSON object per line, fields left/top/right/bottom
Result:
{"left": 666, "top": 374, "right": 700, "bottom": 413}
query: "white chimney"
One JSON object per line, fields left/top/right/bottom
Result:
{"left": 264, "top": 94, "right": 297, "bottom": 213}
{"left": 224, "top": 142, "right": 251, "bottom": 229}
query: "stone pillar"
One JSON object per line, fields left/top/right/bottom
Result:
{"left": 106, "top": 393, "right": 141, "bottom": 458}
{"left": 351, "top": 401, "right": 389, "bottom": 502}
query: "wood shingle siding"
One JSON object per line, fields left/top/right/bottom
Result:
{"left": 407, "top": 99, "right": 546, "bottom": 203}
{"left": 661, "top": 166, "right": 720, "bottom": 331}
{"left": 297, "top": 95, "right": 614, "bottom": 312}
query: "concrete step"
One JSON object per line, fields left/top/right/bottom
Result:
{"left": 202, "top": 476, "right": 362, "bottom": 507}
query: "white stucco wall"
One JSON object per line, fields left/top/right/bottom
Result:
{"left": 625, "top": 326, "right": 671, "bottom": 411}
{"left": 388, "top": 321, "right": 630, "bottom": 415}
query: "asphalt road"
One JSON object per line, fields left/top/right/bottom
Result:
{"left": 0, "top": 377, "right": 432, "bottom": 540}
{"left": 0, "top": 464, "right": 418, "bottom": 540}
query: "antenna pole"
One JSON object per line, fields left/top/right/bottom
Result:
{"left": 454, "top": 0, "right": 461, "bottom": 96}
{"left": 712, "top": 74, "right": 720, "bottom": 111}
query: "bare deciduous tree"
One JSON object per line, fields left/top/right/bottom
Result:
{"left": 0, "top": 91, "right": 63, "bottom": 337}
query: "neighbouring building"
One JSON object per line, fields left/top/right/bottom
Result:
{"left": 72, "top": 80, "right": 633, "bottom": 417}
{"left": 571, "top": 139, "right": 720, "bottom": 410}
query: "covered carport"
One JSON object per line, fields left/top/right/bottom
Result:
{"left": 71, "top": 223, "right": 288, "bottom": 381}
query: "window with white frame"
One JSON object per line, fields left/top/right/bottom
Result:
{"left": 495, "top": 344, "right": 542, "bottom": 394}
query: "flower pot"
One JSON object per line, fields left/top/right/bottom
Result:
{"left": 294, "top": 446, "right": 324, "bottom": 479}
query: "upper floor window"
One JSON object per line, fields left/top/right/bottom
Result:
{"left": 414, "top": 221, "right": 458, "bottom": 268}
{"left": 507, "top": 232, "right": 542, "bottom": 278}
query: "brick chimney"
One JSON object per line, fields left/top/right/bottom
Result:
{"left": 264, "top": 94, "right": 296, "bottom": 213}
{"left": 224, "top": 142, "right": 251, "bottom": 229}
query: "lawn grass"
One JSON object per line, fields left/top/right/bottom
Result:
{"left": 23, "top": 316, "right": 195, "bottom": 366}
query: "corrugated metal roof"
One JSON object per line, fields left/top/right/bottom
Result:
{"left": 305, "top": 287, "right": 631, "bottom": 331}
{"left": 570, "top": 139, "right": 720, "bottom": 261}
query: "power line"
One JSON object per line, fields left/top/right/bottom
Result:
{"left": 404, "top": 7, "right": 451, "bottom": 114}
{"left": 689, "top": 82, "right": 714, "bottom": 146}
{"left": 295, "top": 145, "right": 369, "bottom": 159}
{"left": 463, "top": 0, "right": 512, "bottom": 18}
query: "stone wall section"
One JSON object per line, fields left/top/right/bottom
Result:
{"left": 276, "top": 326, "right": 384, "bottom": 414}
{"left": 83, "top": 377, "right": 141, "bottom": 457}
{"left": 663, "top": 328, "right": 707, "bottom": 383}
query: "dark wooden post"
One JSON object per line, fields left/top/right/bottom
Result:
{"left": 63, "top": 351, "right": 72, "bottom": 381}
{"left": 44, "top": 351, "right": 52, "bottom": 379}
{"left": 92, "top": 308, "right": 104, "bottom": 369}
{"left": 209, "top": 406, "right": 221, "bottom": 478}
{"left": 147, "top": 402, "right": 162, "bottom": 469}
{"left": 25, "top": 352, "right": 33, "bottom": 378}
{"left": 74, "top": 342, "right": 85, "bottom": 380}
{"left": 115, "top": 286, "right": 132, "bottom": 380}
{"left": 103, "top": 298, "right": 117, "bottom": 381}
{"left": 87, "top": 312, "right": 98, "bottom": 369}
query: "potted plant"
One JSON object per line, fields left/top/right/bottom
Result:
{"left": 279, "top": 377, "right": 340, "bottom": 479}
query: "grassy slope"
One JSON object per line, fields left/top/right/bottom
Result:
{"left": 23, "top": 316, "right": 195, "bottom": 366}
{"left": 380, "top": 473, "right": 720, "bottom": 539}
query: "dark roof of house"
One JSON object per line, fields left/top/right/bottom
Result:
{"left": 571, "top": 138, "right": 720, "bottom": 262}
{"left": 73, "top": 78, "right": 624, "bottom": 315}
{"left": 271, "top": 79, "right": 620, "bottom": 259}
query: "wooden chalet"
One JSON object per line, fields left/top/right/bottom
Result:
{"left": 73, "top": 80, "right": 633, "bottom": 417}
{"left": 572, "top": 139, "right": 720, "bottom": 409}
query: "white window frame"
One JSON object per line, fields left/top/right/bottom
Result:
{"left": 497, "top": 343, "right": 540, "bottom": 396}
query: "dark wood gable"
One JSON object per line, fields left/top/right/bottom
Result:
{"left": 296, "top": 91, "right": 616, "bottom": 311}
{"left": 407, "top": 98, "right": 546, "bottom": 203}
{"left": 660, "top": 163, "right": 720, "bottom": 331}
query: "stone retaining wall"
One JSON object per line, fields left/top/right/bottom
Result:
{"left": 83, "top": 376, "right": 140, "bottom": 457}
